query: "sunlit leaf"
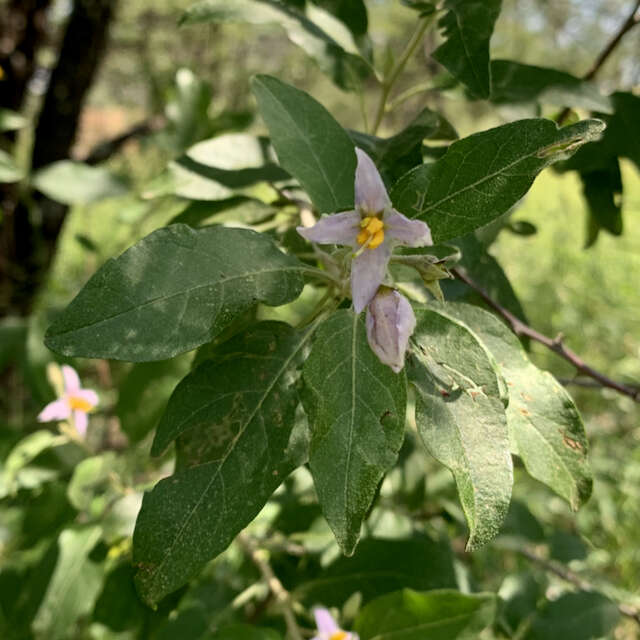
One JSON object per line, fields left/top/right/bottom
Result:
{"left": 252, "top": 75, "right": 356, "bottom": 213}
{"left": 391, "top": 118, "right": 605, "bottom": 242}
{"left": 408, "top": 306, "right": 512, "bottom": 549}
{"left": 302, "top": 310, "right": 406, "bottom": 555}
{"left": 133, "top": 322, "right": 311, "bottom": 605}
{"left": 45, "top": 225, "right": 306, "bottom": 361}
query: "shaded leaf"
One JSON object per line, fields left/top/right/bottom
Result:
{"left": 294, "top": 536, "right": 456, "bottom": 606}
{"left": 0, "top": 108, "right": 28, "bottom": 132}
{"left": 579, "top": 157, "right": 623, "bottom": 242}
{"left": 350, "top": 107, "right": 457, "bottom": 183}
{"left": 45, "top": 225, "right": 305, "bottom": 361}
{"left": 0, "top": 149, "right": 24, "bottom": 183}
{"left": 302, "top": 310, "right": 406, "bottom": 554}
{"left": 441, "top": 303, "right": 591, "bottom": 509}
{"left": 168, "top": 197, "right": 275, "bottom": 227}
{"left": 32, "top": 527, "right": 103, "bottom": 640}
{"left": 213, "top": 625, "right": 282, "bottom": 639}
{"left": 182, "top": 0, "right": 370, "bottom": 91}
{"left": 252, "top": 75, "right": 356, "bottom": 213}
{"left": 408, "top": 306, "right": 512, "bottom": 549}
{"left": 391, "top": 118, "right": 605, "bottom": 242}
{"left": 133, "top": 322, "right": 312, "bottom": 605}
{"left": 117, "top": 356, "right": 192, "bottom": 443}
{"left": 311, "top": 0, "right": 368, "bottom": 36}
{"left": 527, "top": 591, "right": 619, "bottom": 640}
{"left": 433, "top": 0, "right": 502, "bottom": 99}
{"left": 355, "top": 588, "right": 496, "bottom": 640}
{"left": 490, "top": 60, "right": 613, "bottom": 113}
{"left": 32, "top": 161, "right": 127, "bottom": 204}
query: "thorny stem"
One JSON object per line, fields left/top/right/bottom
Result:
{"left": 518, "top": 546, "right": 640, "bottom": 626}
{"left": 557, "top": 0, "right": 640, "bottom": 125}
{"left": 237, "top": 532, "right": 304, "bottom": 640}
{"left": 371, "top": 13, "right": 437, "bottom": 134}
{"left": 451, "top": 267, "right": 640, "bottom": 402}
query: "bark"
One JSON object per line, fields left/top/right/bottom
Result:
{"left": 0, "top": 0, "right": 118, "bottom": 316}
{"left": 0, "top": 0, "right": 52, "bottom": 112}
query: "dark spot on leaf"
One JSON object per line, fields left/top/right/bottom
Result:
{"left": 563, "top": 434, "right": 584, "bottom": 451}
{"left": 380, "top": 410, "right": 391, "bottom": 423}
{"left": 519, "top": 407, "right": 531, "bottom": 416}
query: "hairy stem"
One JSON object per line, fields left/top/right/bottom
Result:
{"left": 371, "top": 13, "right": 437, "bottom": 134}
{"left": 237, "top": 532, "right": 304, "bottom": 640}
{"left": 451, "top": 267, "right": 640, "bottom": 402}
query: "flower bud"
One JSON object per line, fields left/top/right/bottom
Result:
{"left": 365, "top": 288, "right": 416, "bottom": 373}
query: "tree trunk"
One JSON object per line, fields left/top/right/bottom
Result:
{"left": 0, "top": 0, "right": 52, "bottom": 112}
{"left": 0, "top": 0, "right": 118, "bottom": 317}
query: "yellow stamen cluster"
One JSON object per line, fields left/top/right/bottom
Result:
{"left": 356, "top": 216, "right": 385, "bottom": 250}
{"left": 330, "top": 633, "right": 348, "bottom": 640}
{"left": 68, "top": 396, "right": 93, "bottom": 412}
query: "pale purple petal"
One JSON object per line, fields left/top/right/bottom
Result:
{"left": 314, "top": 608, "right": 339, "bottom": 634}
{"left": 73, "top": 410, "right": 88, "bottom": 437}
{"left": 366, "top": 289, "right": 416, "bottom": 373}
{"left": 38, "top": 398, "right": 71, "bottom": 422}
{"left": 354, "top": 148, "right": 390, "bottom": 214}
{"left": 297, "top": 211, "right": 360, "bottom": 245}
{"left": 385, "top": 209, "right": 433, "bottom": 247}
{"left": 61, "top": 364, "right": 81, "bottom": 393}
{"left": 73, "top": 388, "right": 99, "bottom": 407}
{"left": 351, "top": 241, "right": 392, "bottom": 313}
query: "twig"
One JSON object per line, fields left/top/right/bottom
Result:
{"left": 518, "top": 547, "right": 640, "bottom": 626}
{"left": 371, "top": 13, "right": 437, "bottom": 134}
{"left": 557, "top": 0, "right": 640, "bottom": 124}
{"left": 451, "top": 267, "right": 640, "bottom": 402}
{"left": 237, "top": 532, "right": 304, "bottom": 640}
{"left": 82, "top": 116, "right": 165, "bottom": 165}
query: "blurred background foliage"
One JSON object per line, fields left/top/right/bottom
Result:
{"left": 1, "top": 0, "right": 639, "bottom": 638}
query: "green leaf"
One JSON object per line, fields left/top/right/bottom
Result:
{"left": 213, "top": 625, "right": 282, "bottom": 640}
{"left": 433, "top": 0, "right": 502, "bottom": 99}
{"left": 133, "top": 322, "right": 312, "bottom": 605}
{"left": 32, "top": 526, "right": 103, "bottom": 640}
{"left": 66, "top": 453, "right": 118, "bottom": 511}
{"left": 45, "top": 225, "right": 305, "bottom": 361}
{"left": 0, "top": 148, "right": 24, "bottom": 183}
{"left": 560, "top": 92, "right": 640, "bottom": 173}
{"left": 440, "top": 303, "right": 592, "bottom": 509}
{"left": 408, "top": 306, "right": 512, "bottom": 549}
{"left": 168, "top": 197, "right": 275, "bottom": 227}
{"left": 527, "top": 591, "right": 620, "bottom": 640}
{"left": 252, "top": 75, "right": 356, "bottom": 214}
{"left": 182, "top": 1, "right": 370, "bottom": 91}
{"left": 580, "top": 158, "right": 623, "bottom": 241}
{"left": 350, "top": 107, "right": 457, "bottom": 183}
{"left": 32, "top": 160, "right": 127, "bottom": 204}
{"left": 302, "top": 310, "right": 407, "bottom": 554}
{"left": 117, "top": 356, "right": 192, "bottom": 442}
{"left": 355, "top": 588, "right": 496, "bottom": 640}
{"left": 311, "top": 0, "right": 368, "bottom": 37}
{"left": 294, "top": 536, "right": 456, "bottom": 606}
{"left": 490, "top": 60, "right": 613, "bottom": 113}
{"left": 1, "top": 430, "right": 66, "bottom": 497}
{"left": 0, "top": 108, "right": 28, "bottom": 132}
{"left": 391, "top": 118, "right": 605, "bottom": 243}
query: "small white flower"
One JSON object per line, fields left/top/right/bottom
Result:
{"left": 312, "top": 607, "right": 358, "bottom": 640}
{"left": 298, "top": 148, "right": 432, "bottom": 313}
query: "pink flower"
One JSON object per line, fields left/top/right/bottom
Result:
{"left": 312, "top": 608, "right": 358, "bottom": 640}
{"left": 297, "top": 148, "right": 432, "bottom": 313}
{"left": 366, "top": 288, "right": 416, "bottom": 373}
{"left": 37, "top": 365, "right": 98, "bottom": 436}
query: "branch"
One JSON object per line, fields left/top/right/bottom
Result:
{"left": 451, "top": 267, "right": 640, "bottom": 402}
{"left": 237, "top": 532, "right": 304, "bottom": 640}
{"left": 557, "top": 0, "right": 640, "bottom": 124}
{"left": 518, "top": 547, "right": 640, "bottom": 626}
{"left": 82, "top": 116, "right": 165, "bottom": 165}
